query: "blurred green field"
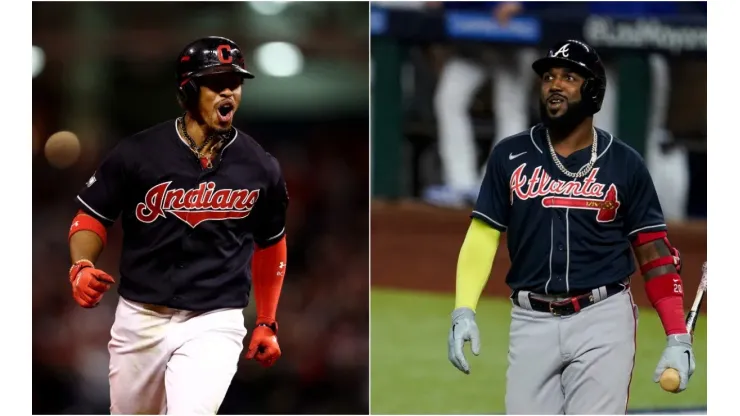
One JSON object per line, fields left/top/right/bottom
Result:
{"left": 371, "top": 288, "right": 707, "bottom": 414}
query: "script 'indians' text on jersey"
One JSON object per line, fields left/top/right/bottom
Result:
{"left": 135, "top": 181, "right": 261, "bottom": 228}
{"left": 75, "top": 120, "right": 289, "bottom": 311}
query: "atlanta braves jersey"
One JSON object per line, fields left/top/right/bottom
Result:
{"left": 76, "top": 119, "right": 288, "bottom": 311}
{"left": 472, "top": 123, "right": 666, "bottom": 295}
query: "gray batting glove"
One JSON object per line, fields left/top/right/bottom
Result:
{"left": 653, "top": 333, "right": 696, "bottom": 392}
{"left": 448, "top": 307, "right": 480, "bottom": 374}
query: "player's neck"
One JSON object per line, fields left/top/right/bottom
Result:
{"left": 549, "top": 119, "right": 594, "bottom": 157}
{"left": 183, "top": 113, "right": 210, "bottom": 147}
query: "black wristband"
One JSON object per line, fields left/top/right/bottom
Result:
{"left": 257, "top": 321, "right": 278, "bottom": 335}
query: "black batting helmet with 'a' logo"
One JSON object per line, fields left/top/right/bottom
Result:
{"left": 175, "top": 36, "right": 255, "bottom": 108}
{"left": 532, "top": 39, "right": 607, "bottom": 114}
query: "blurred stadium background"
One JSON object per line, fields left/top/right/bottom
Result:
{"left": 370, "top": 1, "right": 706, "bottom": 414}
{"left": 32, "top": 2, "right": 368, "bottom": 414}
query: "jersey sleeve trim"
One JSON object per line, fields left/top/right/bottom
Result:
{"left": 594, "top": 132, "right": 614, "bottom": 162}
{"left": 264, "top": 227, "right": 286, "bottom": 243}
{"left": 76, "top": 196, "right": 115, "bottom": 223}
{"left": 529, "top": 125, "right": 543, "bottom": 154}
{"left": 256, "top": 227, "right": 286, "bottom": 248}
{"left": 221, "top": 128, "right": 239, "bottom": 152}
{"left": 471, "top": 210, "right": 507, "bottom": 232}
{"left": 628, "top": 223, "right": 667, "bottom": 236}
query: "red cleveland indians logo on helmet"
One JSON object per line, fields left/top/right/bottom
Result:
{"left": 135, "top": 181, "right": 260, "bottom": 228}
{"left": 510, "top": 163, "right": 620, "bottom": 223}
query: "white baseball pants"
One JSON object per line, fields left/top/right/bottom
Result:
{"left": 108, "top": 296, "right": 247, "bottom": 414}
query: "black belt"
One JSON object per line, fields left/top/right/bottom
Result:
{"left": 510, "top": 282, "right": 628, "bottom": 316}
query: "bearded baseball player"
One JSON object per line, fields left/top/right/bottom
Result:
{"left": 447, "top": 39, "right": 696, "bottom": 414}
{"left": 67, "top": 36, "right": 288, "bottom": 414}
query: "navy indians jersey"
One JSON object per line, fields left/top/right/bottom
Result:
{"left": 472, "top": 124, "right": 666, "bottom": 295}
{"left": 76, "top": 120, "right": 288, "bottom": 310}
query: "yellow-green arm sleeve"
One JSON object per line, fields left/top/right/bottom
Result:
{"left": 455, "top": 218, "right": 502, "bottom": 311}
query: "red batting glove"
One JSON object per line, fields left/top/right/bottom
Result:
{"left": 69, "top": 260, "right": 116, "bottom": 308}
{"left": 245, "top": 321, "right": 281, "bottom": 367}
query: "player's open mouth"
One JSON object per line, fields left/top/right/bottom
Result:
{"left": 217, "top": 102, "right": 234, "bottom": 123}
{"left": 547, "top": 95, "right": 565, "bottom": 110}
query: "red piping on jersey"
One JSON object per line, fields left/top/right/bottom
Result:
{"left": 624, "top": 290, "right": 637, "bottom": 414}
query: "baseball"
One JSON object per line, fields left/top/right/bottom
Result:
{"left": 45, "top": 131, "right": 81, "bottom": 169}
{"left": 63, "top": 36, "right": 289, "bottom": 413}
{"left": 659, "top": 368, "right": 680, "bottom": 392}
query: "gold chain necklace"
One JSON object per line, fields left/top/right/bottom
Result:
{"left": 178, "top": 117, "right": 215, "bottom": 168}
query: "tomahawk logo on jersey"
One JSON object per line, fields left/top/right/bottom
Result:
{"left": 450, "top": 38, "right": 694, "bottom": 415}
{"left": 509, "top": 165, "right": 621, "bottom": 222}
{"left": 472, "top": 125, "right": 666, "bottom": 294}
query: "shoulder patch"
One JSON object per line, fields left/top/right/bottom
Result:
{"left": 86, "top": 173, "right": 97, "bottom": 188}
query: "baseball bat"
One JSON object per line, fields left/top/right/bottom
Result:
{"left": 659, "top": 262, "right": 706, "bottom": 393}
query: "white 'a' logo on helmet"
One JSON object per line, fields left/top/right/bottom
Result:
{"left": 552, "top": 44, "right": 570, "bottom": 58}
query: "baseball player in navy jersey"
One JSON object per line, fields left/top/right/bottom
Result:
{"left": 447, "top": 40, "right": 696, "bottom": 414}
{"left": 67, "top": 36, "right": 289, "bottom": 414}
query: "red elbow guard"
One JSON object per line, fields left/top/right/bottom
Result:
{"left": 634, "top": 231, "right": 682, "bottom": 275}
{"left": 632, "top": 231, "right": 667, "bottom": 247}
{"left": 635, "top": 230, "right": 686, "bottom": 335}
{"left": 69, "top": 210, "right": 108, "bottom": 247}
{"left": 645, "top": 274, "right": 686, "bottom": 335}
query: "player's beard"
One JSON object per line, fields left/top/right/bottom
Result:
{"left": 206, "top": 122, "right": 232, "bottom": 144}
{"left": 211, "top": 123, "right": 232, "bottom": 135}
{"left": 539, "top": 98, "right": 590, "bottom": 137}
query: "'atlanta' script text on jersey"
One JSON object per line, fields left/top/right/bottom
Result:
{"left": 510, "top": 164, "right": 621, "bottom": 222}
{"left": 471, "top": 125, "right": 666, "bottom": 294}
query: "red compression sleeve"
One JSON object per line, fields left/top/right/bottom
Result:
{"left": 635, "top": 231, "right": 687, "bottom": 336}
{"left": 69, "top": 210, "right": 108, "bottom": 247}
{"left": 252, "top": 236, "right": 287, "bottom": 323}
{"left": 645, "top": 275, "right": 686, "bottom": 335}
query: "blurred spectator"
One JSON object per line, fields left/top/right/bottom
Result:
{"left": 370, "top": 0, "right": 706, "bottom": 223}
{"left": 583, "top": 1, "right": 703, "bottom": 220}
{"left": 424, "top": 2, "right": 539, "bottom": 208}
{"left": 400, "top": 1, "right": 704, "bottom": 219}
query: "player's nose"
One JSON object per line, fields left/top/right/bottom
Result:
{"left": 548, "top": 79, "right": 564, "bottom": 92}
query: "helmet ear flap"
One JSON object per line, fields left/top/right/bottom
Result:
{"left": 176, "top": 88, "right": 187, "bottom": 109}
{"left": 177, "top": 78, "right": 199, "bottom": 110}
{"left": 580, "top": 78, "right": 606, "bottom": 114}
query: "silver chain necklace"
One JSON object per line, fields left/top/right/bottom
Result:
{"left": 545, "top": 127, "right": 598, "bottom": 178}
